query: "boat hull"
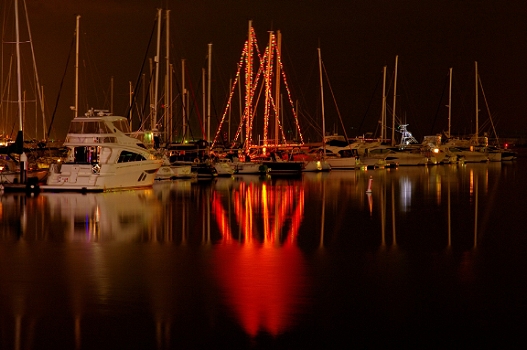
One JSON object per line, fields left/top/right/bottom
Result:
{"left": 155, "top": 164, "right": 194, "bottom": 180}
{"left": 42, "top": 161, "right": 162, "bottom": 192}
{"left": 324, "top": 157, "right": 359, "bottom": 170}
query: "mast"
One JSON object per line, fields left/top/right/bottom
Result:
{"left": 74, "top": 14, "right": 80, "bottom": 118}
{"left": 475, "top": 61, "right": 479, "bottom": 138}
{"left": 181, "top": 59, "right": 186, "bottom": 142}
{"left": 274, "top": 30, "right": 281, "bottom": 147}
{"left": 153, "top": 8, "right": 162, "bottom": 131}
{"left": 14, "top": 0, "right": 23, "bottom": 134}
{"left": 228, "top": 78, "right": 232, "bottom": 143}
{"left": 448, "top": 67, "right": 452, "bottom": 138}
{"left": 391, "top": 55, "right": 398, "bottom": 146}
{"left": 381, "top": 65, "right": 387, "bottom": 141}
{"left": 202, "top": 68, "right": 206, "bottom": 138}
{"left": 245, "top": 20, "right": 253, "bottom": 153}
{"left": 317, "top": 47, "right": 326, "bottom": 159}
{"left": 22, "top": 0, "right": 46, "bottom": 139}
{"left": 129, "top": 81, "right": 133, "bottom": 130}
{"left": 165, "top": 9, "right": 170, "bottom": 143}
{"left": 263, "top": 31, "right": 273, "bottom": 148}
{"left": 207, "top": 43, "right": 212, "bottom": 142}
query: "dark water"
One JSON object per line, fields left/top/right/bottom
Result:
{"left": 1, "top": 155, "right": 526, "bottom": 349}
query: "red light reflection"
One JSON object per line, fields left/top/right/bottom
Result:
{"left": 212, "top": 181, "right": 308, "bottom": 336}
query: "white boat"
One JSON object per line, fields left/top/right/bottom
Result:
{"left": 303, "top": 158, "right": 331, "bottom": 172}
{"left": 155, "top": 162, "right": 194, "bottom": 180}
{"left": 321, "top": 150, "right": 361, "bottom": 170}
{"left": 213, "top": 158, "right": 236, "bottom": 176}
{"left": 441, "top": 146, "right": 488, "bottom": 163}
{"left": 487, "top": 146, "right": 517, "bottom": 162}
{"left": 42, "top": 110, "right": 163, "bottom": 192}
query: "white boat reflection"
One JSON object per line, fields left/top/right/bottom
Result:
{"left": 41, "top": 189, "right": 161, "bottom": 241}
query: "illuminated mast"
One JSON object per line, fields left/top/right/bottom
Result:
{"left": 244, "top": 20, "right": 253, "bottom": 154}
{"left": 263, "top": 31, "right": 273, "bottom": 149}
{"left": 274, "top": 30, "right": 282, "bottom": 148}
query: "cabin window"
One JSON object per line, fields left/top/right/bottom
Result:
{"left": 117, "top": 150, "right": 146, "bottom": 163}
{"left": 113, "top": 120, "right": 131, "bottom": 133}
{"left": 68, "top": 121, "right": 112, "bottom": 134}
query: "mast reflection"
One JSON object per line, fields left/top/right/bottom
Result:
{"left": 211, "top": 178, "right": 309, "bottom": 337}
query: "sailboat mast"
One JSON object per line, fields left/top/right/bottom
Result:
{"left": 391, "top": 55, "right": 398, "bottom": 146}
{"left": 74, "top": 15, "right": 80, "bottom": 118}
{"left": 274, "top": 30, "right": 281, "bottom": 147}
{"left": 165, "top": 9, "right": 171, "bottom": 143}
{"left": 153, "top": 8, "right": 162, "bottom": 131}
{"left": 14, "top": 0, "right": 23, "bottom": 131}
{"left": 22, "top": 0, "right": 46, "bottom": 139}
{"left": 129, "top": 81, "right": 133, "bottom": 130}
{"left": 263, "top": 31, "right": 273, "bottom": 148}
{"left": 381, "top": 65, "right": 387, "bottom": 141}
{"left": 475, "top": 61, "right": 479, "bottom": 137}
{"left": 181, "top": 59, "right": 186, "bottom": 142}
{"left": 202, "top": 68, "right": 206, "bottom": 138}
{"left": 448, "top": 67, "right": 452, "bottom": 138}
{"left": 207, "top": 43, "right": 212, "bottom": 142}
{"left": 317, "top": 47, "right": 326, "bottom": 158}
{"left": 245, "top": 20, "right": 253, "bottom": 153}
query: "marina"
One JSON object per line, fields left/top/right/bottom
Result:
{"left": 0, "top": 1, "right": 526, "bottom": 347}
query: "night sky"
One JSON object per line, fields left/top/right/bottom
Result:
{"left": 3, "top": 0, "right": 527, "bottom": 143}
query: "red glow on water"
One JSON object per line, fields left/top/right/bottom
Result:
{"left": 212, "top": 181, "right": 308, "bottom": 336}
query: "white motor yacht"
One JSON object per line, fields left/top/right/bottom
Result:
{"left": 43, "top": 110, "right": 163, "bottom": 192}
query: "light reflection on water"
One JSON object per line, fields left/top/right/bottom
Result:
{"left": 0, "top": 159, "right": 526, "bottom": 348}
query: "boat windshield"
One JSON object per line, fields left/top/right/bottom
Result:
{"left": 68, "top": 121, "right": 113, "bottom": 134}
{"left": 112, "top": 119, "right": 130, "bottom": 133}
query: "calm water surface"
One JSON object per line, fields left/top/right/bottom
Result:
{"left": 1, "top": 155, "right": 526, "bottom": 349}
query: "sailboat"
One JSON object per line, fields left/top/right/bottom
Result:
{"left": 358, "top": 57, "right": 426, "bottom": 167}
{"left": 440, "top": 63, "right": 489, "bottom": 163}
{"left": 317, "top": 47, "right": 358, "bottom": 170}
{"left": 211, "top": 22, "right": 308, "bottom": 175}
{"left": 1, "top": 0, "right": 48, "bottom": 189}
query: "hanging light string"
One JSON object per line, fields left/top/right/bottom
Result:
{"left": 212, "top": 26, "right": 304, "bottom": 152}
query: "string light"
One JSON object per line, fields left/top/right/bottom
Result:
{"left": 212, "top": 25, "right": 305, "bottom": 153}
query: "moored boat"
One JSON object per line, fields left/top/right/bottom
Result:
{"left": 42, "top": 110, "right": 163, "bottom": 192}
